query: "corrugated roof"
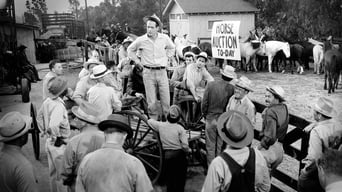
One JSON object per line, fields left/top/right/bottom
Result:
{"left": 168, "top": 0, "right": 258, "bottom": 14}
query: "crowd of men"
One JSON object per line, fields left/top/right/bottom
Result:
{"left": 1, "top": 14, "right": 342, "bottom": 192}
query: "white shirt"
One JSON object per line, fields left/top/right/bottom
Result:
{"left": 87, "top": 83, "right": 122, "bottom": 121}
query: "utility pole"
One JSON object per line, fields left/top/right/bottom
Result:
{"left": 85, "top": 0, "right": 89, "bottom": 36}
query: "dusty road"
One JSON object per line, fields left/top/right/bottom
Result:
{"left": 1, "top": 61, "right": 341, "bottom": 192}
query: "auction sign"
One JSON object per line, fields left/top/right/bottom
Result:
{"left": 211, "top": 21, "right": 241, "bottom": 60}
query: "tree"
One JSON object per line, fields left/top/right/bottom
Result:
{"left": 24, "top": 0, "right": 47, "bottom": 26}
{"left": 68, "top": 0, "right": 80, "bottom": 19}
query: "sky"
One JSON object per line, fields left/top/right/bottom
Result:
{"left": 46, "top": 0, "right": 104, "bottom": 13}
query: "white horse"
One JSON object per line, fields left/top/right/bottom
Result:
{"left": 240, "top": 41, "right": 259, "bottom": 72}
{"left": 256, "top": 41, "right": 291, "bottom": 73}
{"left": 313, "top": 44, "right": 324, "bottom": 74}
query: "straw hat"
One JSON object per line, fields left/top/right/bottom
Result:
{"left": 72, "top": 102, "right": 101, "bottom": 124}
{"left": 83, "top": 59, "right": 103, "bottom": 70}
{"left": 220, "top": 65, "right": 237, "bottom": 79}
{"left": 98, "top": 114, "right": 133, "bottom": 139}
{"left": 90, "top": 65, "right": 112, "bottom": 79}
{"left": 235, "top": 76, "right": 254, "bottom": 92}
{"left": 122, "top": 37, "right": 133, "bottom": 45}
{"left": 217, "top": 110, "right": 254, "bottom": 148}
{"left": 48, "top": 76, "right": 68, "bottom": 98}
{"left": 184, "top": 51, "right": 195, "bottom": 58}
{"left": 196, "top": 52, "right": 208, "bottom": 61}
{"left": 0, "top": 112, "right": 32, "bottom": 142}
{"left": 145, "top": 14, "right": 162, "bottom": 27}
{"left": 266, "top": 85, "right": 285, "bottom": 102}
{"left": 314, "top": 97, "right": 337, "bottom": 118}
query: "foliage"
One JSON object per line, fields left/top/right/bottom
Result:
{"left": 75, "top": 0, "right": 169, "bottom": 35}
{"left": 246, "top": 0, "right": 342, "bottom": 41}
{"left": 68, "top": 0, "right": 80, "bottom": 19}
{"left": 24, "top": 0, "right": 47, "bottom": 26}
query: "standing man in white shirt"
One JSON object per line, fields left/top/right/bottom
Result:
{"left": 127, "top": 14, "right": 175, "bottom": 120}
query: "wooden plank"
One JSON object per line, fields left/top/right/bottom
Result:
{"left": 272, "top": 170, "right": 298, "bottom": 191}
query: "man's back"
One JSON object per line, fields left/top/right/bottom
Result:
{"left": 0, "top": 145, "right": 37, "bottom": 192}
{"left": 76, "top": 143, "right": 153, "bottom": 192}
{"left": 202, "top": 80, "right": 235, "bottom": 119}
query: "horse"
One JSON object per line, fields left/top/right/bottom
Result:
{"left": 313, "top": 44, "right": 324, "bottom": 74}
{"left": 324, "top": 39, "right": 342, "bottom": 93}
{"left": 256, "top": 41, "right": 291, "bottom": 73}
{"left": 239, "top": 40, "right": 259, "bottom": 72}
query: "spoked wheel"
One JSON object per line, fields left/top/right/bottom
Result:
{"left": 178, "top": 97, "right": 207, "bottom": 169}
{"left": 29, "top": 103, "right": 40, "bottom": 160}
{"left": 113, "top": 110, "right": 163, "bottom": 184}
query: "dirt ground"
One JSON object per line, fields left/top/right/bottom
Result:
{"left": 0, "top": 61, "right": 341, "bottom": 192}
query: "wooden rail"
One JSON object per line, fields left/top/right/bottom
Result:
{"left": 252, "top": 101, "right": 311, "bottom": 192}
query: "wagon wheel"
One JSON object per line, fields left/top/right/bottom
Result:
{"left": 21, "top": 78, "right": 30, "bottom": 103}
{"left": 113, "top": 110, "right": 163, "bottom": 184}
{"left": 177, "top": 97, "right": 207, "bottom": 169}
{"left": 29, "top": 103, "right": 40, "bottom": 160}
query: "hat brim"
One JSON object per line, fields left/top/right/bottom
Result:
{"left": 84, "top": 61, "right": 102, "bottom": 70}
{"left": 196, "top": 55, "right": 208, "bottom": 61}
{"left": 90, "top": 70, "right": 112, "bottom": 79}
{"left": 217, "top": 110, "right": 254, "bottom": 148}
{"left": 71, "top": 106, "right": 100, "bottom": 124}
{"left": 146, "top": 16, "right": 162, "bottom": 27}
{"left": 0, "top": 115, "right": 31, "bottom": 142}
{"left": 314, "top": 103, "right": 336, "bottom": 118}
{"left": 266, "top": 87, "right": 285, "bottom": 102}
{"left": 220, "top": 70, "right": 236, "bottom": 79}
{"left": 98, "top": 120, "right": 133, "bottom": 139}
{"left": 235, "top": 83, "right": 254, "bottom": 92}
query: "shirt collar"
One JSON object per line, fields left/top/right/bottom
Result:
{"left": 2, "top": 144, "right": 23, "bottom": 153}
{"left": 102, "top": 142, "right": 124, "bottom": 151}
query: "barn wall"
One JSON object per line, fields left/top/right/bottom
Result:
{"left": 189, "top": 13, "right": 255, "bottom": 44}
{"left": 168, "top": 2, "right": 190, "bottom": 39}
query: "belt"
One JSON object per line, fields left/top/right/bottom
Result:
{"left": 144, "top": 65, "right": 166, "bottom": 70}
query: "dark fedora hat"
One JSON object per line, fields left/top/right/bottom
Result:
{"left": 98, "top": 114, "right": 133, "bottom": 139}
{"left": 217, "top": 110, "right": 254, "bottom": 148}
{"left": 145, "top": 14, "right": 162, "bottom": 27}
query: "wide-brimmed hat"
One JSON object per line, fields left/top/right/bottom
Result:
{"left": 122, "top": 37, "right": 133, "bottom": 45}
{"left": 98, "top": 114, "right": 133, "bottom": 138}
{"left": 145, "top": 14, "right": 162, "bottom": 27}
{"left": 217, "top": 110, "right": 254, "bottom": 148}
{"left": 0, "top": 112, "right": 32, "bottom": 142}
{"left": 72, "top": 102, "right": 101, "bottom": 124}
{"left": 220, "top": 65, "right": 237, "bottom": 79}
{"left": 314, "top": 97, "right": 337, "bottom": 118}
{"left": 184, "top": 51, "right": 195, "bottom": 58}
{"left": 83, "top": 59, "right": 103, "bottom": 70}
{"left": 266, "top": 85, "right": 285, "bottom": 102}
{"left": 196, "top": 52, "right": 208, "bottom": 61}
{"left": 48, "top": 76, "right": 68, "bottom": 98}
{"left": 90, "top": 65, "right": 112, "bottom": 79}
{"left": 168, "top": 105, "right": 181, "bottom": 120}
{"left": 235, "top": 76, "right": 254, "bottom": 92}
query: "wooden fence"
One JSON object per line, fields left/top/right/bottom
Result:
{"left": 252, "top": 101, "right": 311, "bottom": 192}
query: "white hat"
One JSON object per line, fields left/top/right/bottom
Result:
{"left": 71, "top": 101, "right": 101, "bottom": 124}
{"left": 220, "top": 65, "right": 237, "bottom": 79}
{"left": 90, "top": 65, "right": 112, "bottom": 79}
{"left": 314, "top": 97, "right": 336, "bottom": 118}
{"left": 235, "top": 76, "right": 254, "bottom": 92}
{"left": 0, "top": 112, "right": 32, "bottom": 142}
{"left": 83, "top": 59, "right": 103, "bottom": 70}
{"left": 196, "top": 52, "right": 208, "bottom": 61}
{"left": 122, "top": 37, "right": 133, "bottom": 45}
{"left": 266, "top": 85, "right": 285, "bottom": 102}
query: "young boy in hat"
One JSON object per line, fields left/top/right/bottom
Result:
{"left": 202, "top": 110, "right": 270, "bottom": 192}
{"left": 0, "top": 112, "right": 38, "bottom": 192}
{"left": 148, "top": 105, "right": 190, "bottom": 192}
{"left": 87, "top": 65, "right": 122, "bottom": 121}
{"left": 202, "top": 65, "right": 236, "bottom": 164}
{"left": 171, "top": 51, "right": 195, "bottom": 104}
{"left": 183, "top": 51, "right": 214, "bottom": 102}
{"left": 76, "top": 114, "right": 153, "bottom": 192}
{"left": 37, "top": 76, "right": 71, "bottom": 192}
{"left": 226, "top": 76, "right": 256, "bottom": 127}
{"left": 61, "top": 101, "right": 105, "bottom": 192}
{"left": 298, "top": 97, "right": 342, "bottom": 192}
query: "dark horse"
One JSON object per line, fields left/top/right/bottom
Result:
{"left": 324, "top": 42, "right": 342, "bottom": 93}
